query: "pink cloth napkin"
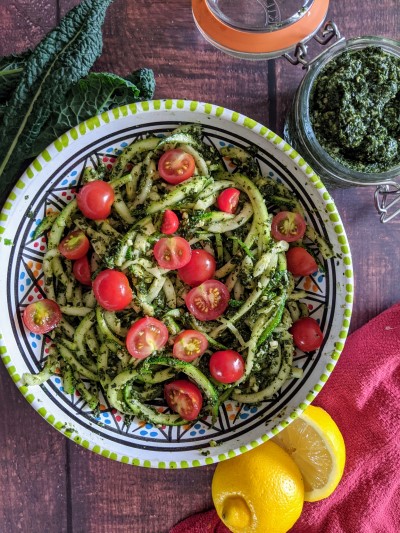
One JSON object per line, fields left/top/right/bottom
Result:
{"left": 170, "top": 303, "right": 400, "bottom": 533}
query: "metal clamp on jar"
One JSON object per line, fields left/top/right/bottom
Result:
{"left": 192, "top": 0, "right": 400, "bottom": 222}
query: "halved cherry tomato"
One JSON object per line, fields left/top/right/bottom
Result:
{"left": 286, "top": 247, "right": 318, "bottom": 277}
{"left": 177, "top": 249, "right": 216, "bottom": 287}
{"left": 172, "top": 330, "right": 209, "bottom": 362}
{"left": 164, "top": 379, "right": 203, "bottom": 421}
{"left": 271, "top": 211, "right": 306, "bottom": 242}
{"left": 23, "top": 299, "right": 62, "bottom": 334}
{"left": 153, "top": 236, "right": 192, "bottom": 270}
{"left": 185, "top": 280, "right": 230, "bottom": 321}
{"left": 161, "top": 210, "right": 179, "bottom": 234}
{"left": 217, "top": 188, "right": 240, "bottom": 214}
{"left": 290, "top": 317, "right": 324, "bottom": 352}
{"left": 76, "top": 180, "right": 115, "bottom": 220}
{"left": 126, "top": 317, "right": 169, "bottom": 359}
{"left": 73, "top": 255, "right": 92, "bottom": 286}
{"left": 58, "top": 230, "right": 90, "bottom": 260}
{"left": 93, "top": 269, "right": 132, "bottom": 311}
{"left": 209, "top": 350, "right": 245, "bottom": 384}
{"left": 158, "top": 149, "right": 196, "bottom": 184}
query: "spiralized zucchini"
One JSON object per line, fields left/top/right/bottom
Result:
{"left": 23, "top": 124, "right": 333, "bottom": 426}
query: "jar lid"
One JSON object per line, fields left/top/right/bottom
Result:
{"left": 192, "top": 0, "right": 330, "bottom": 58}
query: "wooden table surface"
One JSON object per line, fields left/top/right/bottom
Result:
{"left": 0, "top": 1, "right": 399, "bottom": 532}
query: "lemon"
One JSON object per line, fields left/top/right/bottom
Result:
{"left": 212, "top": 440, "right": 304, "bottom": 533}
{"left": 272, "top": 405, "right": 346, "bottom": 502}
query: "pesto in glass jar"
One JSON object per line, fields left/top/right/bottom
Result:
{"left": 284, "top": 37, "right": 400, "bottom": 189}
{"left": 310, "top": 46, "right": 400, "bottom": 173}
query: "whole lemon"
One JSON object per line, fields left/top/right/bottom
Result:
{"left": 212, "top": 440, "right": 304, "bottom": 533}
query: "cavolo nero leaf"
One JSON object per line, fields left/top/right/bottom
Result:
{"left": 126, "top": 68, "right": 156, "bottom": 101}
{"left": 0, "top": 0, "right": 113, "bottom": 197}
{"left": 27, "top": 69, "right": 155, "bottom": 158}
{"left": 0, "top": 50, "right": 31, "bottom": 102}
{"left": 0, "top": 104, "right": 6, "bottom": 123}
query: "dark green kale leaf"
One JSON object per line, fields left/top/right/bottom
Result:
{"left": 125, "top": 68, "right": 156, "bottom": 101}
{"left": 0, "top": 50, "right": 31, "bottom": 102}
{"left": 0, "top": 0, "right": 113, "bottom": 197}
{"left": 0, "top": 103, "right": 6, "bottom": 123}
{"left": 27, "top": 69, "right": 155, "bottom": 158}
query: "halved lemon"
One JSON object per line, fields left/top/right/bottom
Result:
{"left": 272, "top": 405, "right": 346, "bottom": 502}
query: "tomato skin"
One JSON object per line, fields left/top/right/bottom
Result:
{"left": 76, "top": 180, "right": 115, "bottom": 220}
{"left": 73, "top": 255, "right": 92, "bottom": 286}
{"left": 158, "top": 149, "right": 196, "bottom": 184}
{"left": 217, "top": 188, "right": 240, "bottom": 214}
{"left": 153, "top": 236, "right": 192, "bottom": 270}
{"left": 290, "top": 317, "right": 324, "bottom": 352}
{"left": 164, "top": 379, "right": 203, "bottom": 421}
{"left": 161, "top": 210, "right": 179, "bottom": 234}
{"left": 286, "top": 247, "right": 318, "bottom": 277}
{"left": 58, "top": 230, "right": 90, "bottom": 260}
{"left": 271, "top": 211, "right": 306, "bottom": 242}
{"left": 185, "top": 280, "right": 230, "bottom": 321}
{"left": 93, "top": 269, "right": 132, "bottom": 311}
{"left": 126, "top": 317, "right": 169, "bottom": 359}
{"left": 177, "top": 249, "right": 216, "bottom": 287}
{"left": 173, "top": 330, "right": 209, "bottom": 362}
{"left": 23, "top": 299, "right": 62, "bottom": 334}
{"left": 209, "top": 350, "right": 245, "bottom": 384}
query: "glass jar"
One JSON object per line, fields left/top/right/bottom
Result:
{"left": 284, "top": 36, "right": 400, "bottom": 221}
{"left": 192, "top": 0, "right": 331, "bottom": 60}
{"left": 193, "top": 1, "right": 400, "bottom": 222}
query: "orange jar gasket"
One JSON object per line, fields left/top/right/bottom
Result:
{"left": 192, "top": 0, "right": 330, "bottom": 55}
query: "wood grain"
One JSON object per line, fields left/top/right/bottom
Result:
{"left": 68, "top": 445, "right": 214, "bottom": 533}
{"left": 0, "top": 0, "right": 59, "bottom": 54}
{"left": 0, "top": 357, "right": 68, "bottom": 532}
{"left": 0, "top": 0, "right": 399, "bottom": 531}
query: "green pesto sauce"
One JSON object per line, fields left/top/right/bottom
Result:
{"left": 310, "top": 46, "right": 400, "bottom": 172}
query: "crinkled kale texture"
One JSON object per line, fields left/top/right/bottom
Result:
{"left": 0, "top": 0, "right": 155, "bottom": 200}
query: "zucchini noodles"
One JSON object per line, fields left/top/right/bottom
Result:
{"left": 23, "top": 124, "right": 333, "bottom": 426}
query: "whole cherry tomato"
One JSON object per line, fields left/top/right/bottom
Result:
{"left": 286, "top": 247, "right": 318, "bottom": 277}
{"left": 161, "top": 210, "right": 179, "bottom": 234}
{"left": 93, "top": 269, "right": 132, "bottom": 311}
{"left": 290, "top": 317, "right": 324, "bottom": 352}
{"left": 177, "top": 249, "right": 216, "bottom": 287}
{"left": 217, "top": 188, "right": 240, "bottom": 214}
{"left": 76, "top": 180, "right": 115, "bottom": 220}
{"left": 209, "top": 350, "right": 245, "bottom": 384}
{"left": 72, "top": 255, "right": 92, "bottom": 286}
